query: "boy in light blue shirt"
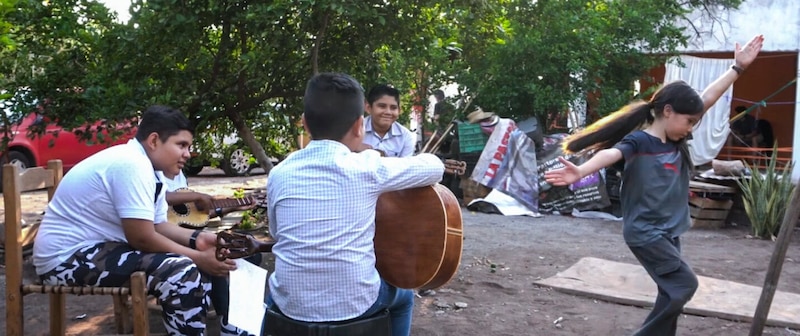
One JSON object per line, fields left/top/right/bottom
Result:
{"left": 362, "top": 84, "right": 416, "bottom": 157}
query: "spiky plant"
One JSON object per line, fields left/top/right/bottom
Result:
{"left": 736, "top": 146, "right": 795, "bottom": 239}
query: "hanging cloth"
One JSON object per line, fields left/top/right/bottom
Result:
{"left": 664, "top": 55, "right": 734, "bottom": 165}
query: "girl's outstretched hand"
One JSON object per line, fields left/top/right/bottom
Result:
{"left": 544, "top": 157, "right": 582, "bottom": 186}
{"left": 735, "top": 35, "right": 764, "bottom": 69}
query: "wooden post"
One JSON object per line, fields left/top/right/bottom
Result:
{"left": 420, "top": 129, "right": 438, "bottom": 154}
{"left": 748, "top": 182, "right": 800, "bottom": 335}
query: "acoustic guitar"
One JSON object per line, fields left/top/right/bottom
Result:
{"left": 374, "top": 183, "right": 463, "bottom": 290}
{"left": 167, "top": 189, "right": 255, "bottom": 228}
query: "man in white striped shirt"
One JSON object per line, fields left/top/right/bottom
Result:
{"left": 266, "top": 73, "right": 445, "bottom": 336}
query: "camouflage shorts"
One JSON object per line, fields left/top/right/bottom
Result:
{"left": 40, "top": 242, "right": 210, "bottom": 336}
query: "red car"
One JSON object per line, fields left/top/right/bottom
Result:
{"left": 1, "top": 113, "right": 137, "bottom": 174}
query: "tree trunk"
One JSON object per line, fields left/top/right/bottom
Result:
{"left": 226, "top": 110, "right": 275, "bottom": 174}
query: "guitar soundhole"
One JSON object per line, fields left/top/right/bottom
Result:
{"left": 172, "top": 204, "right": 189, "bottom": 215}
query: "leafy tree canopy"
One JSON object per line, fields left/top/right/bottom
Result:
{"left": 2, "top": 0, "right": 743, "bottom": 171}
{"left": 452, "top": 0, "right": 743, "bottom": 128}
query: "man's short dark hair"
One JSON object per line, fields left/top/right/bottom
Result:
{"left": 366, "top": 84, "right": 400, "bottom": 106}
{"left": 433, "top": 89, "right": 445, "bottom": 101}
{"left": 735, "top": 105, "right": 747, "bottom": 113}
{"left": 135, "top": 105, "right": 193, "bottom": 141}
{"left": 303, "top": 73, "right": 365, "bottom": 140}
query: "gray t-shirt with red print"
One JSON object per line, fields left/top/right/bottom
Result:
{"left": 613, "top": 131, "right": 691, "bottom": 247}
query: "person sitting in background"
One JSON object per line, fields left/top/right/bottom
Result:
{"left": 159, "top": 170, "right": 256, "bottom": 221}
{"left": 729, "top": 105, "right": 757, "bottom": 146}
{"left": 753, "top": 118, "right": 775, "bottom": 148}
{"left": 433, "top": 89, "right": 456, "bottom": 131}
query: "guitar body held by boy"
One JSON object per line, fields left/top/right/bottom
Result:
{"left": 159, "top": 170, "right": 259, "bottom": 228}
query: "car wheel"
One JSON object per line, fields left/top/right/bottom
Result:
{"left": 182, "top": 162, "right": 205, "bottom": 176}
{"left": 0, "top": 150, "right": 33, "bottom": 188}
{"left": 7, "top": 150, "right": 32, "bottom": 170}
{"left": 221, "top": 147, "right": 253, "bottom": 176}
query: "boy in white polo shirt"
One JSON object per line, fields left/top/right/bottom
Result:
{"left": 33, "top": 105, "right": 247, "bottom": 335}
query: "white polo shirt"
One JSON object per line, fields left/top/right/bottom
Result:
{"left": 33, "top": 139, "right": 168, "bottom": 275}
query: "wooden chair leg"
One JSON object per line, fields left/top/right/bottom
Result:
{"left": 6, "top": 289, "right": 24, "bottom": 336}
{"left": 49, "top": 293, "right": 66, "bottom": 336}
{"left": 113, "top": 294, "right": 131, "bottom": 334}
{"left": 130, "top": 271, "right": 150, "bottom": 336}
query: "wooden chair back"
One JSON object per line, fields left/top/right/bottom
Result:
{"left": 3, "top": 160, "right": 150, "bottom": 336}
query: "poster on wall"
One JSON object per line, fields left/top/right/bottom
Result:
{"left": 535, "top": 134, "right": 611, "bottom": 213}
{"left": 484, "top": 129, "right": 539, "bottom": 212}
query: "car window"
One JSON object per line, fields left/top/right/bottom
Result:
{"left": 1, "top": 90, "right": 38, "bottom": 125}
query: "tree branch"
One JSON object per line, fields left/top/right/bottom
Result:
{"left": 311, "top": 11, "right": 331, "bottom": 75}
{"left": 237, "top": 22, "right": 249, "bottom": 104}
{"left": 187, "top": 5, "right": 232, "bottom": 117}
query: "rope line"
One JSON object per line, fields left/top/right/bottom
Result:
{"left": 730, "top": 77, "right": 798, "bottom": 123}
{"left": 718, "top": 77, "right": 798, "bottom": 158}
{"left": 732, "top": 98, "right": 796, "bottom": 106}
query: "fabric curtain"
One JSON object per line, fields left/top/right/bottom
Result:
{"left": 664, "top": 55, "right": 734, "bottom": 165}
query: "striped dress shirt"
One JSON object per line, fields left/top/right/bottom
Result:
{"left": 267, "top": 139, "right": 444, "bottom": 322}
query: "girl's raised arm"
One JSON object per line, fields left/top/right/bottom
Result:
{"left": 700, "top": 35, "right": 764, "bottom": 112}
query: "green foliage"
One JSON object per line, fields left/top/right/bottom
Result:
{"left": 2, "top": 0, "right": 746, "bottom": 169}
{"left": 736, "top": 146, "right": 796, "bottom": 239}
{"left": 2, "top": 0, "right": 129, "bottom": 140}
{"left": 3, "top": 0, "right": 463, "bottom": 171}
{"left": 237, "top": 209, "right": 260, "bottom": 230}
{"left": 452, "top": 0, "right": 743, "bottom": 129}
{"left": 0, "top": 0, "right": 17, "bottom": 52}
{"left": 232, "top": 187, "right": 259, "bottom": 230}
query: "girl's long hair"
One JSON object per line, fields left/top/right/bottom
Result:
{"left": 563, "top": 101, "right": 653, "bottom": 154}
{"left": 563, "top": 80, "right": 704, "bottom": 168}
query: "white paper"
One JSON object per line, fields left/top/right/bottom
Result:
{"left": 228, "top": 258, "right": 269, "bottom": 335}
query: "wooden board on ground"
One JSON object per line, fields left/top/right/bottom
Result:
{"left": 534, "top": 257, "right": 800, "bottom": 329}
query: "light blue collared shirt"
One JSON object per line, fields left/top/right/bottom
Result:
{"left": 363, "top": 116, "right": 416, "bottom": 157}
{"left": 267, "top": 140, "right": 444, "bottom": 322}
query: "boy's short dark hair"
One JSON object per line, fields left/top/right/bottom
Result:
{"left": 135, "top": 105, "right": 193, "bottom": 141}
{"left": 366, "top": 84, "right": 400, "bottom": 106}
{"left": 303, "top": 73, "right": 365, "bottom": 140}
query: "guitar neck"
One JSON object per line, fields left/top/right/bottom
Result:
{"left": 212, "top": 198, "right": 254, "bottom": 209}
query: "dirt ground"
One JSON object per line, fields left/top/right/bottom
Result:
{"left": 2, "top": 168, "right": 800, "bottom": 336}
